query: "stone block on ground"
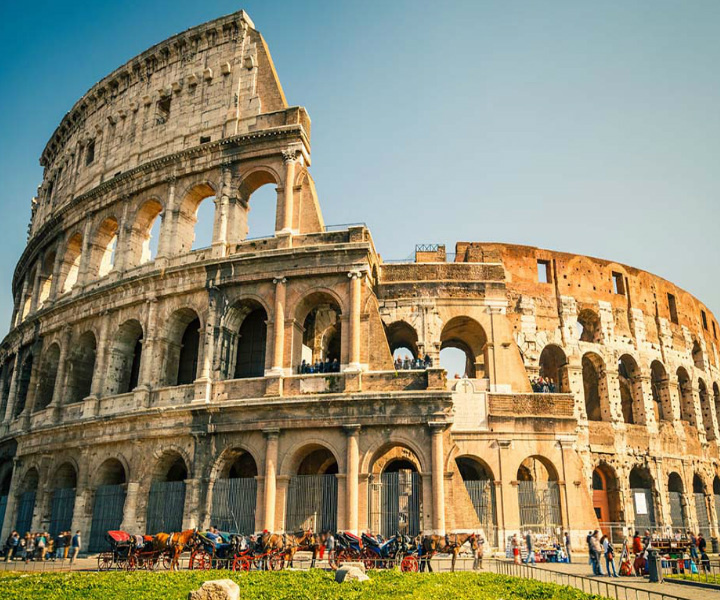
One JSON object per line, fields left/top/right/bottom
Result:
{"left": 335, "top": 565, "right": 370, "bottom": 583}
{"left": 188, "top": 579, "right": 240, "bottom": 600}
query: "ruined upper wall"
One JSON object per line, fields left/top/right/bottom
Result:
{"left": 30, "top": 10, "right": 288, "bottom": 237}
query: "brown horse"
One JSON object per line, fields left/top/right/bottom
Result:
{"left": 421, "top": 533, "right": 479, "bottom": 572}
{"left": 283, "top": 530, "right": 317, "bottom": 568}
{"left": 153, "top": 529, "right": 197, "bottom": 570}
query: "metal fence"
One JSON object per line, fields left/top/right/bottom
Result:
{"left": 285, "top": 474, "right": 337, "bottom": 533}
{"left": 15, "top": 491, "right": 35, "bottom": 535}
{"left": 694, "top": 493, "right": 711, "bottom": 537}
{"left": 146, "top": 480, "right": 185, "bottom": 535}
{"left": 668, "top": 492, "right": 686, "bottom": 530}
{"left": 88, "top": 485, "right": 126, "bottom": 552}
{"left": 464, "top": 480, "right": 498, "bottom": 548}
{"left": 517, "top": 481, "right": 562, "bottom": 535}
{"left": 631, "top": 488, "right": 656, "bottom": 530}
{"left": 369, "top": 471, "right": 421, "bottom": 538}
{"left": 210, "top": 477, "right": 257, "bottom": 534}
{"left": 49, "top": 489, "right": 75, "bottom": 538}
{"left": 659, "top": 555, "right": 720, "bottom": 586}
{"left": 0, "top": 494, "right": 6, "bottom": 533}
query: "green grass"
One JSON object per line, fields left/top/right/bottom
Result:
{"left": 666, "top": 572, "right": 720, "bottom": 585}
{"left": 0, "top": 569, "right": 610, "bottom": 600}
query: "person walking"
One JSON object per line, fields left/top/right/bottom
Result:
{"left": 689, "top": 531, "right": 699, "bottom": 563}
{"left": 325, "top": 531, "right": 336, "bottom": 570}
{"left": 590, "top": 530, "right": 604, "bottom": 576}
{"left": 524, "top": 531, "right": 536, "bottom": 564}
{"left": 37, "top": 532, "right": 46, "bottom": 561}
{"left": 512, "top": 534, "right": 521, "bottom": 564}
{"left": 5, "top": 531, "right": 19, "bottom": 562}
{"left": 63, "top": 531, "right": 72, "bottom": 559}
{"left": 69, "top": 530, "right": 81, "bottom": 563}
{"left": 564, "top": 531, "right": 572, "bottom": 563}
{"left": 24, "top": 533, "right": 35, "bottom": 563}
{"left": 602, "top": 535, "right": 617, "bottom": 577}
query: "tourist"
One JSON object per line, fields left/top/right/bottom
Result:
{"left": 590, "top": 530, "right": 603, "bottom": 576}
{"left": 524, "top": 531, "right": 535, "bottom": 564}
{"left": 473, "top": 536, "right": 485, "bottom": 570}
{"left": 697, "top": 532, "right": 707, "bottom": 557}
{"left": 24, "top": 533, "right": 34, "bottom": 562}
{"left": 37, "top": 532, "right": 46, "bottom": 560}
{"left": 512, "top": 534, "right": 521, "bottom": 564}
{"left": 325, "top": 531, "right": 336, "bottom": 569}
{"left": 70, "top": 530, "right": 81, "bottom": 563}
{"left": 601, "top": 535, "right": 617, "bottom": 577}
{"left": 56, "top": 531, "right": 66, "bottom": 560}
{"left": 63, "top": 531, "right": 72, "bottom": 559}
{"left": 205, "top": 527, "right": 220, "bottom": 548}
{"left": 564, "top": 531, "right": 571, "bottom": 563}
{"left": 4, "top": 531, "right": 19, "bottom": 561}
{"left": 688, "top": 530, "right": 699, "bottom": 563}
{"left": 46, "top": 533, "right": 55, "bottom": 560}
{"left": 331, "top": 358, "right": 339, "bottom": 372}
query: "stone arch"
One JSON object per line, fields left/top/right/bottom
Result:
{"left": 538, "top": 344, "right": 569, "bottom": 392}
{"left": 66, "top": 330, "right": 97, "bottom": 403}
{"left": 34, "top": 343, "right": 61, "bottom": 411}
{"left": 38, "top": 250, "right": 56, "bottom": 308}
{"left": 0, "top": 355, "right": 15, "bottom": 418}
{"left": 209, "top": 447, "right": 259, "bottom": 533}
{"left": 128, "top": 198, "right": 164, "bottom": 266}
{"left": 677, "top": 367, "right": 696, "bottom": 425}
{"left": 455, "top": 455, "right": 498, "bottom": 544}
{"left": 219, "top": 297, "right": 269, "bottom": 380}
{"left": 93, "top": 457, "right": 127, "bottom": 487}
{"left": 582, "top": 352, "right": 608, "bottom": 422}
{"left": 162, "top": 308, "right": 201, "bottom": 386}
{"left": 13, "top": 350, "right": 34, "bottom": 418}
{"left": 15, "top": 467, "right": 39, "bottom": 534}
{"left": 364, "top": 438, "right": 427, "bottom": 475}
{"left": 385, "top": 320, "right": 419, "bottom": 360}
{"left": 667, "top": 471, "right": 688, "bottom": 530}
{"left": 629, "top": 465, "right": 657, "bottom": 529}
{"left": 698, "top": 378, "right": 715, "bottom": 440}
{"left": 651, "top": 360, "right": 672, "bottom": 422}
{"left": 146, "top": 450, "right": 188, "bottom": 534}
{"left": 714, "top": 382, "right": 720, "bottom": 428}
{"left": 618, "top": 354, "right": 643, "bottom": 425}
{"left": 88, "top": 456, "right": 129, "bottom": 551}
{"left": 90, "top": 216, "right": 120, "bottom": 278}
{"left": 293, "top": 290, "right": 343, "bottom": 371}
{"left": 577, "top": 308, "right": 602, "bottom": 343}
{"left": 516, "top": 456, "right": 562, "bottom": 534}
{"left": 440, "top": 316, "right": 488, "bottom": 379}
{"left": 105, "top": 319, "right": 144, "bottom": 396}
{"left": 236, "top": 167, "right": 282, "bottom": 241}
{"left": 592, "top": 462, "right": 622, "bottom": 535}
{"left": 59, "top": 232, "right": 83, "bottom": 294}
{"left": 48, "top": 461, "right": 78, "bottom": 537}
{"left": 176, "top": 181, "right": 217, "bottom": 254}
{"left": 693, "top": 472, "right": 711, "bottom": 536}
{"left": 692, "top": 340, "right": 704, "bottom": 371}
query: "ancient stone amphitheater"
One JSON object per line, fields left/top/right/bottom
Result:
{"left": 0, "top": 10, "right": 718, "bottom": 554}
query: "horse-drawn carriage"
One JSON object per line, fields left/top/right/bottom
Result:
{"left": 359, "top": 532, "right": 419, "bottom": 572}
{"left": 188, "top": 531, "right": 287, "bottom": 572}
{"left": 97, "top": 530, "right": 172, "bottom": 571}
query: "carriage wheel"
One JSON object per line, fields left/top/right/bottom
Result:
{"left": 232, "top": 556, "right": 251, "bottom": 572}
{"left": 335, "top": 550, "right": 348, "bottom": 565}
{"left": 126, "top": 555, "right": 137, "bottom": 571}
{"left": 146, "top": 556, "right": 158, "bottom": 571}
{"left": 401, "top": 556, "right": 419, "bottom": 573}
{"left": 97, "top": 552, "right": 113, "bottom": 571}
{"left": 162, "top": 553, "right": 173, "bottom": 570}
{"left": 269, "top": 554, "right": 285, "bottom": 571}
{"left": 361, "top": 549, "right": 377, "bottom": 570}
{"left": 190, "top": 550, "right": 211, "bottom": 570}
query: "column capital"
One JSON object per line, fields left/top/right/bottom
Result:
{"left": 282, "top": 148, "right": 300, "bottom": 164}
{"left": 428, "top": 420, "right": 449, "bottom": 433}
{"left": 348, "top": 270, "right": 365, "bottom": 280}
{"left": 343, "top": 423, "right": 361, "bottom": 435}
{"left": 263, "top": 428, "right": 280, "bottom": 440}
{"left": 273, "top": 276, "right": 287, "bottom": 285}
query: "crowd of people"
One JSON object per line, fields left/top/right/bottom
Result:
{"left": 3, "top": 530, "right": 82, "bottom": 563}
{"left": 394, "top": 355, "right": 432, "bottom": 371}
{"left": 298, "top": 358, "right": 340, "bottom": 374}
{"left": 530, "top": 376, "right": 557, "bottom": 393}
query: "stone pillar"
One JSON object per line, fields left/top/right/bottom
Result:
{"left": 263, "top": 429, "right": 279, "bottom": 531}
{"left": 194, "top": 293, "right": 216, "bottom": 404}
{"left": 345, "top": 271, "right": 363, "bottom": 372}
{"left": 14, "top": 279, "right": 29, "bottom": 327}
{"left": 138, "top": 298, "right": 158, "bottom": 389}
{"left": 213, "top": 163, "right": 232, "bottom": 255}
{"left": 344, "top": 425, "right": 360, "bottom": 534}
{"left": 270, "top": 278, "right": 286, "bottom": 374}
{"left": 3, "top": 353, "right": 22, "bottom": 422}
{"left": 280, "top": 150, "right": 297, "bottom": 233}
{"left": 182, "top": 478, "right": 201, "bottom": 530}
{"left": 29, "top": 251, "right": 44, "bottom": 314}
{"left": 77, "top": 220, "right": 93, "bottom": 287}
{"left": 156, "top": 176, "right": 176, "bottom": 259}
{"left": 113, "top": 200, "right": 130, "bottom": 273}
{"left": 49, "top": 327, "right": 72, "bottom": 419}
{"left": 89, "top": 314, "right": 109, "bottom": 399}
{"left": 48, "top": 237, "right": 65, "bottom": 302}
{"left": 429, "top": 422, "right": 446, "bottom": 534}
{"left": 120, "top": 482, "right": 140, "bottom": 532}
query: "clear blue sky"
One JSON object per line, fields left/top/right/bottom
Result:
{"left": 1, "top": 0, "right": 719, "bottom": 334}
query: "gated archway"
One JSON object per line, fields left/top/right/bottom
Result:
{"left": 629, "top": 466, "right": 656, "bottom": 530}
{"left": 285, "top": 446, "right": 338, "bottom": 532}
{"left": 368, "top": 445, "right": 423, "bottom": 537}
{"left": 592, "top": 463, "right": 622, "bottom": 541}
{"left": 211, "top": 450, "right": 258, "bottom": 534}
{"left": 15, "top": 468, "right": 38, "bottom": 534}
{"left": 456, "top": 456, "right": 497, "bottom": 547}
{"left": 146, "top": 454, "right": 187, "bottom": 534}
{"left": 714, "top": 476, "right": 720, "bottom": 533}
{"left": 693, "top": 474, "right": 711, "bottom": 537}
{"left": 667, "top": 472, "right": 688, "bottom": 531}
{"left": 49, "top": 462, "right": 77, "bottom": 538}
{"left": 88, "top": 459, "right": 127, "bottom": 551}
{"left": 0, "top": 462, "right": 12, "bottom": 533}
{"left": 516, "top": 456, "right": 562, "bottom": 536}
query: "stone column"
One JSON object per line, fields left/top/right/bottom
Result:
{"left": 429, "top": 422, "right": 446, "bottom": 534}
{"left": 120, "top": 482, "right": 140, "bottom": 532}
{"left": 89, "top": 314, "right": 109, "bottom": 399}
{"left": 194, "top": 293, "right": 217, "bottom": 403}
{"left": 345, "top": 271, "right": 363, "bottom": 372}
{"left": 344, "top": 424, "right": 361, "bottom": 534}
{"left": 48, "top": 237, "right": 65, "bottom": 301}
{"left": 182, "top": 478, "right": 201, "bottom": 530}
{"left": 270, "top": 278, "right": 286, "bottom": 374}
{"left": 156, "top": 176, "right": 176, "bottom": 259}
{"left": 213, "top": 163, "right": 232, "bottom": 255}
{"left": 112, "top": 200, "right": 130, "bottom": 273}
{"left": 280, "top": 150, "right": 297, "bottom": 233}
{"left": 49, "top": 327, "right": 72, "bottom": 419}
{"left": 263, "top": 429, "right": 279, "bottom": 531}
{"left": 29, "top": 251, "right": 44, "bottom": 314}
{"left": 77, "top": 220, "right": 93, "bottom": 287}
{"left": 3, "top": 353, "right": 22, "bottom": 423}
{"left": 138, "top": 298, "right": 157, "bottom": 389}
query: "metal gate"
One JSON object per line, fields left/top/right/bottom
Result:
{"left": 49, "top": 488, "right": 75, "bottom": 538}
{"left": 715, "top": 495, "right": 720, "bottom": 533}
{"left": 0, "top": 495, "right": 7, "bottom": 534}
{"left": 88, "top": 485, "right": 127, "bottom": 552}
{"left": 669, "top": 491, "right": 687, "bottom": 529}
{"left": 285, "top": 474, "right": 337, "bottom": 533}
{"left": 695, "top": 493, "right": 711, "bottom": 537}
{"left": 211, "top": 477, "right": 257, "bottom": 534}
{"left": 464, "top": 480, "right": 498, "bottom": 548}
{"left": 517, "top": 481, "right": 561, "bottom": 535}
{"left": 630, "top": 487, "right": 655, "bottom": 529}
{"left": 146, "top": 481, "right": 186, "bottom": 534}
{"left": 369, "top": 471, "right": 421, "bottom": 537}
{"left": 15, "top": 491, "right": 35, "bottom": 534}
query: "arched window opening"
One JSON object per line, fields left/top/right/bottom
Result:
{"left": 163, "top": 309, "right": 201, "bottom": 386}
{"left": 106, "top": 320, "right": 143, "bottom": 396}
{"left": 192, "top": 197, "right": 215, "bottom": 250}
{"left": 592, "top": 470, "right": 604, "bottom": 490}
{"left": 618, "top": 355, "right": 642, "bottom": 425}
{"left": 35, "top": 344, "right": 60, "bottom": 411}
{"left": 14, "top": 352, "right": 34, "bottom": 418}
{"left": 88, "top": 458, "right": 127, "bottom": 551}
{"left": 234, "top": 309, "right": 267, "bottom": 379}
{"left": 693, "top": 474, "right": 711, "bottom": 537}
{"left": 60, "top": 233, "right": 83, "bottom": 294}
{"left": 177, "top": 318, "right": 200, "bottom": 385}
{"left": 20, "top": 271, "right": 35, "bottom": 321}
{"left": 629, "top": 466, "right": 656, "bottom": 529}
{"left": 287, "top": 447, "right": 339, "bottom": 532}
{"left": 299, "top": 297, "right": 342, "bottom": 374}
{"left": 516, "top": 456, "right": 561, "bottom": 536}
{"left": 692, "top": 341, "right": 704, "bottom": 371}
{"left": 244, "top": 182, "right": 278, "bottom": 240}
{"left": 147, "top": 454, "right": 187, "bottom": 534}
{"left": 714, "top": 383, "right": 720, "bottom": 430}
{"left": 212, "top": 451, "right": 258, "bottom": 533}
{"left": 538, "top": 345, "right": 568, "bottom": 393}
{"left": 0, "top": 357, "right": 15, "bottom": 418}
{"left": 582, "top": 353, "right": 606, "bottom": 422}
{"left": 667, "top": 472, "right": 688, "bottom": 530}
{"left": 713, "top": 476, "right": 720, "bottom": 533}
{"left": 66, "top": 331, "right": 97, "bottom": 403}
{"left": 38, "top": 251, "right": 56, "bottom": 308}
{"left": 651, "top": 361, "right": 671, "bottom": 422}
{"left": 385, "top": 321, "right": 419, "bottom": 362}
{"left": 698, "top": 379, "right": 715, "bottom": 440}
{"left": 440, "top": 316, "right": 488, "bottom": 380}
{"left": 576, "top": 309, "right": 602, "bottom": 343}
{"left": 677, "top": 368, "right": 696, "bottom": 425}
{"left": 176, "top": 183, "right": 217, "bottom": 255}
{"left": 592, "top": 464, "right": 621, "bottom": 538}
{"left": 456, "top": 457, "right": 497, "bottom": 547}
{"left": 129, "top": 200, "right": 163, "bottom": 266}
{"left": 49, "top": 463, "right": 77, "bottom": 538}
{"left": 15, "top": 468, "right": 39, "bottom": 535}
{"left": 94, "top": 218, "right": 119, "bottom": 278}
{"left": 440, "top": 347, "right": 468, "bottom": 379}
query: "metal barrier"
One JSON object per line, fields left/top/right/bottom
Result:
{"left": 659, "top": 555, "right": 720, "bottom": 586}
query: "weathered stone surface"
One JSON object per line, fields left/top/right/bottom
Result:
{"left": 335, "top": 566, "right": 370, "bottom": 583}
{"left": 188, "top": 579, "right": 239, "bottom": 600}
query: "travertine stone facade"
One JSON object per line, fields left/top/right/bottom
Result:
{"left": 0, "top": 10, "right": 718, "bottom": 553}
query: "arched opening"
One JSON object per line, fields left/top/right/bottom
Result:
{"left": 693, "top": 474, "right": 711, "bottom": 537}
{"left": 128, "top": 199, "right": 163, "bottom": 267}
{"left": 244, "top": 181, "right": 278, "bottom": 240}
{"left": 15, "top": 468, "right": 38, "bottom": 535}
{"left": 146, "top": 453, "right": 188, "bottom": 534}
{"left": 295, "top": 293, "right": 342, "bottom": 373}
{"left": 38, "top": 251, "right": 56, "bottom": 308}
{"left": 692, "top": 341, "right": 704, "bottom": 371}
{"left": 49, "top": 462, "right": 77, "bottom": 538}
{"left": 582, "top": 352, "right": 607, "bottom": 422}
{"left": 651, "top": 361, "right": 672, "bottom": 423}
{"left": 35, "top": 343, "right": 60, "bottom": 411}
{"left": 698, "top": 379, "right": 715, "bottom": 440}
{"left": 211, "top": 450, "right": 258, "bottom": 533}
{"left": 456, "top": 456, "right": 497, "bottom": 547}
{"left": 92, "top": 218, "right": 119, "bottom": 278}
{"left": 0, "top": 461, "right": 13, "bottom": 535}
{"left": 177, "top": 183, "right": 216, "bottom": 254}
{"left": 577, "top": 309, "right": 602, "bottom": 343}
{"left": 163, "top": 309, "right": 200, "bottom": 386}
{"left": 714, "top": 383, "right": 720, "bottom": 433}
{"left": 0, "top": 357, "right": 15, "bottom": 419}
{"left": 105, "top": 320, "right": 143, "bottom": 396}
{"left": 629, "top": 466, "right": 656, "bottom": 530}
{"left": 20, "top": 272, "right": 33, "bottom": 322}
{"left": 440, "top": 316, "right": 488, "bottom": 379}
{"left": 677, "top": 368, "right": 696, "bottom": 426}
{"left": 66, "top": 331, "right": 97, "bottom": 403}
{"left": 13, "top": 352, "right": 34, "bottom": 418}
{"left": 368, "top": 445, "right": 422, "bottom": 537}
{"left": 286, "top": 446, "right": 338, "bottom": 532}
{"left": 592, "top": 464, "right": 622, "bottom": 542}
{"left": 59, "top": 233, "right": 83, "bottom": 294}
{"left": 667, "top": 472, "right": 688, "bottom": 531}
{"left": 538, "top": 345, "right": 568, "bottom": 393}
{"left": 516, "top": 456, "right": 561, "bottom": 535}
{"left": 385, "top": 321, "right": 420, "bottom": 369}
{"left": 713, "top": 476, "right": 720, "bottom": 534}
{"left": 618, "top": 355, "right": 643, "bottom": 425}
{"left": 89, "top": 458, "right": 127, "bottom": 551}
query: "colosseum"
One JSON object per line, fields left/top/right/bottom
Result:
{"left": 0, "top": 9, "right": 719, "bottom": 555}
